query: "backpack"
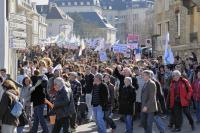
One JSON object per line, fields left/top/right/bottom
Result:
{"left": 7, "top": 91, "right": 23, "bottom": 118}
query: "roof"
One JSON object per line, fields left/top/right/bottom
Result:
{"left": 36, "top": 5, "right": 49, "bottom": 15}
{"left": 49, "top": 0, "right": 100, "bottom": 7}
{"left": 101, "top": 0, "right": 154, "bottom": 10}
{"left": 36, "top": 4, "right": 73, "bottom": 21}
{"left": 46, "top": 5, "right": 64, "bottom": 19}
{"left": 74, "top": 12, "right": 116, "bottom": 29}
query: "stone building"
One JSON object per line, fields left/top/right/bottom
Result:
{"left": 101, "top": 0, "right": 154, "bottom": 45}
{"left": 0, "top": 0, "right": 47, "bottom": 79}
{"left": 47, "top": 0, "right": 117, "bottom": 44}
{"left": 154, "top": 0, "right": 200, "bottom": 59}
{"left": 37, "top": 3, "right": 74, "bottom": 38}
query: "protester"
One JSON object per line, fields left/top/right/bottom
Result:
{"left": 169, "top": 70, "right": 194, "bottom": 132}
{"left": 141, "top": 70, "right": 158, "bottom": 133}
{"left": 84, "top": 65, "right": 95, "bottom": 121}
{"left": 51, "top": 77, "right": 76, "bottom": 133}
{"left": 103, "top": 73, "right": 116, "bottom": 133}
{"left": 30, "top": 70, "right": 50, "bottom": 133}
{"left": 192, "top": 71, "right": 200, "bottom": 123}
{"left": 92, "top": 73, "right": 109, "bottom": 133}
{"left": 0, "top": 80, "right": 20, "bottom": 133}
{"left": 119, "top": 77, "right": 136, "bottom": 133}
{"left": 0, "top": 76, "right": 4, "bottom": 101}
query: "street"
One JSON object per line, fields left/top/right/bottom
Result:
{"left": 76, "top": 116, "right": 200, "bottom": 133}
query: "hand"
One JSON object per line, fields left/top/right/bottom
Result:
{"left": 142, "top": 106, "right": 148, "bottom": 112}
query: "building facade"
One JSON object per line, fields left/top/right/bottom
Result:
{"left": 0, "top": 0, "right": 47, "bottom": 79}
{"left": 47, "top": 0, "right": 117, "bottom": 44}
{"left": 101, "top": 0, "right": 154, "bottom": 44}
{"left": 154, "top": 0, "right": 200, "bottom": 60}
{"left": 37, "top": 3, "right": 74, "bottom": 38}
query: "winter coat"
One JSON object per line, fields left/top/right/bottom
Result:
{"left": 170, "top": 77, "right": 193, "bottom": 109}
{"left": 119, "top": 85, "right": 136, "bottom": 115}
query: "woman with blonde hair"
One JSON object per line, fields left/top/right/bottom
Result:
{"left": 0, "top": 80, "right": 20, "bottom": 133}
{"left": 39, "top": 60, "right": 48, "bottom": 74}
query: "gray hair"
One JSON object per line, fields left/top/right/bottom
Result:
{"left": 149, "top": 70, "right": 155, "bottom": 79}
{"left": 54, "top": 77, "right": 65, "bottom": 90}
{"left": 172, "top": 70, "right": 181, "bottom": 77}
{"left": 125, "top": 77, "right": 132, "bottom": 85}
{"left": 143, "top": 70, "right": 151, "bottom": 77}
{"left": 95, "top": 73, "right": 103, "bottom": 81}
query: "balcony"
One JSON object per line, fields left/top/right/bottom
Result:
{"left": 17, "top": 0, "right": 32, "bottom": 12}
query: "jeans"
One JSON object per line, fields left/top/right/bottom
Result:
{"left": 141, "top": 112, "right": 154, "bottom": 133}
{"left": 93, "top": 105, "right": 107, "bottom": 133}
{"left": 52, "top": 117, "right": 70, "bottom": 133}
{"left": 154, "top": 115, "right": 165, "bottom": 133}
{"left": 104, "top": 109, "right": 116, "bottom": 130}
{"left": 124, "top": 115, "right": 133, "bottom": 133}
{"left": 30, "top": 104, "right": 49, "bottom": 133}
{"left": 86, "top": 94, "right": 93, "bottom": 120}
{"left": 195, "top": 101, "right": 200, "bottom": 121}
{"left": 17, "top": 126, "right": 24, "bottom": 133}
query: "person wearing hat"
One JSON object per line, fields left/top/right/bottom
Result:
{"left": 69, "top": 72, "right": 82, "bottom": 132}
{"left": 169, "top": 70, "right": 194, "bottom": 132}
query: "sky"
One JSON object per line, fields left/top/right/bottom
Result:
{"left": 32, "top": 0, "right": 49, "bottom": 5}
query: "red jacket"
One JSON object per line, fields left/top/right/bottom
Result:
{"left": 170, "top": 77, "right": 193, "bottom": 109}
{"left": 192, "top": 79, "right": 200, "bottom": 101}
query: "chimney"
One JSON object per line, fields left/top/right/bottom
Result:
{"left": 49, "top": 2, "right": 57, "bottom": 11}
{"left": 32, "top": 2, "right": 37, "bottom": 11}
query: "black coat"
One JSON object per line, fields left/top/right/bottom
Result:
{"left": 119, "top": 85, "right": 136, "bottom": 115}
{"left": 31, "top": 75, "right": 47, "bottom": 107}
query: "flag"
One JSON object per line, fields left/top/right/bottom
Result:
{"left": 135, "top": 48, "right": 141, "bottom": 61}
{"left": 94, "top": 38, "right": 105, "bottom": 51}
{"left": 164, "top": 33, "right": 174, "bottom": 65}
{"left": 78, "top": 39, "right": 86, "bottom": 56}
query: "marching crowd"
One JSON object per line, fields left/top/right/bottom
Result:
{"left": 0, "top": 46, "right": 200, "bottom": 133}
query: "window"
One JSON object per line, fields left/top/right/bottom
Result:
{"left": 49, "top": 23, "right": 52, "bottom": 27}
{"left": 74, "top": 2, "right": 77, "bottom": 6}
{"left": 164, "top": 0, "right": 169, "bottom": 11}
{"left": 62, "top": 2, "right": 65, "bottom": 6}
{"left": 109, "top": 6, "right": 112, "bottom": 9}
{"left": 86, "top": 2, "right": 90, "bottom": 5}
{"left": 157, "top": 24, "right": 161, "bottom": 35}
{"left": 176, "top": 13, "right": 180, "bottom": 36}
{"left": 80, "top": 2, "right": 84, "bottom": 6}
{"left": 166, "top": 21, "right": 169, "bottom": 32}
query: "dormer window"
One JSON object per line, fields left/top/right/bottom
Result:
{"left": 62, "top": 2, "right": 65, "bottom": 6}
{"left": 86, "top": 2, "right": 90, "bottom": 5}
{"left": 74, "top": 2, "right": 78, "bottom": 6}
{"left": 80, "top": 2, "right": 84, "bottom": 6}
{"left": 68, "top": 2, "right": 71, "bottom": 6}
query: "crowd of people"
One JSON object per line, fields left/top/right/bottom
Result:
{"left": 0, "top": 45, "right": 200, "bottom": 133}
